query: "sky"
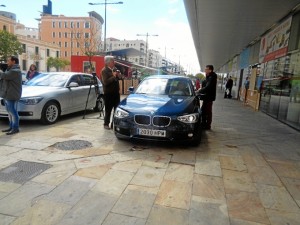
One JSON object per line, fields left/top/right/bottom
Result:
{"left": 1, "top": 0, "right": 200, "bottom": 74}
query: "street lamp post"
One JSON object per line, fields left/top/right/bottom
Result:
{"left": 89, "top": 1, "right": 123, "bottom": 53}
{"left": 136, "top": 33, "right": 158, "bottom": 67}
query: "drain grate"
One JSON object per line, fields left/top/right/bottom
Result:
{"left": 53, "top": 140, "right": 92, "bottom": 151}
{"left": 0, "top": 160, "right": 52, "bottom": 184}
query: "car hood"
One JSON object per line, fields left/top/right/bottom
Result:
{"left": 119, "top": 94, "right": 197, "bottom": 116}
{"left": 21, "top": 85, "right": 63, "bottom": 98}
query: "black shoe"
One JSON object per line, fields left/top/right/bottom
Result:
{"left": 2, "top": 128, "right": 12, "bottom": 132}
{"left": 6, "top": 129, "right": 19, "bottom": 135}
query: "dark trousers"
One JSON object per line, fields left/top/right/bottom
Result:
{"left": 224, "top": 88, "right": 232, "bottom": 98}
{"left": 104, "top": 93, "right": 120, "bottom": 126}
{"left": 201, "top": 101, "right": 213, "bottom": 128}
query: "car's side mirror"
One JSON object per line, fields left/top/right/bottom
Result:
{"left": 128, "top": 86, "right": 134, "bottom": 94}
{"left": 68, "top": 82, "right": 79, "bottom": 88}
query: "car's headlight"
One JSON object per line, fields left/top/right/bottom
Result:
{"left": 19, "top": 97, "right": 43, "bottom": 105}
{"left": 114, "top": 107, "right": 129, "bottom": 118}
{"left": 177, "top": 113, "right": 199, "bottom": 123}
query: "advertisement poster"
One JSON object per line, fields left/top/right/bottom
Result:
{"left": 259, "top": 16, "right": 292, "bottom": 63}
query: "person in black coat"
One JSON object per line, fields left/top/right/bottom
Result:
{"left": 224, "top": 76, "right": 233, "bottom": 98}
{"left": 198, "top": 65, "right": 217, "bottom": 130}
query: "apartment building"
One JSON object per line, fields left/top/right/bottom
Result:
{"left": 0, "top": 11, "right": 60, "bottom": 72}
{"left": 39, "top": 11, "right": 103, "bottom": 70}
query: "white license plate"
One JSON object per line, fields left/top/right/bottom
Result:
{"left": 138, "top": 128, "right": 166, "bottom": 137}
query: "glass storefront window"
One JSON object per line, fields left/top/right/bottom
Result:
{"left": 260, "top": 53, "right": 300, "bottom": 130}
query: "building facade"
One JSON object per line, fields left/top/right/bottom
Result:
{"left": 39, "top": 11, "right": 103, "bottom": 70}
{"left": 0, "top": 11, "right": 60, "bottom": 72}
{"left": 219, "top": 9, "right": 300, "bottom": 130}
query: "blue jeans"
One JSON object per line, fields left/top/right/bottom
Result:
{"left": 4, "top": 100, "right": 19, "bottom": 130}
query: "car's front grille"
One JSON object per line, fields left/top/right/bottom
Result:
{"left": 134, "top": 115, "right": 171, "bottom": 127}
{"left": 134, "top": 115, "right": 151, "bottom": 125}
{"left": 153, "top": 116, "right": 171, "bottom": 127}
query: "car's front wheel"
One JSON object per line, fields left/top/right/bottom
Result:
{"left": 41, "top": 101, "right": 60, "bottom": 125}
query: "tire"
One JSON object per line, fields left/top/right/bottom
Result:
{"left": 41, "top": 101, "right": 60, "bottom": 125}
{"left": 94, "top": 95, "right": 105, "bottom": 112}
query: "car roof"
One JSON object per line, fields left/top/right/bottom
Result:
{"left": 145, "top": 75, "right": 191, "bottom": 80}
{"left": 40, "top": 72, "right": 93, "bottom": 76}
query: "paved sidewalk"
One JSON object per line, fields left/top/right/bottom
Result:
{"left": 0, "top": 89, "right": 299, "bottom": 225}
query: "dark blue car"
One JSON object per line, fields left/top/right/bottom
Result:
{"left": 113, "top": 75, "right": 202, "bottom": 146}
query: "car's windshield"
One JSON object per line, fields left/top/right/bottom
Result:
{"left": 136, "top": 78, "right": 168, "bottom": 95}
{"left": 26, "top": 73, "right": 69, "bottom": 87}
{"left": 136, "top": 78, "right": 192, "bottom": 96}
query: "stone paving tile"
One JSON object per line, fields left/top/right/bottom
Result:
{"left": 71, "top": 147, "right": 113, "bottom": 157}
{"left": 189, "top": 195, "right": 230, "bottom": 225}
{"left": 0, "top": 181, "right": 55, "bottom": 216}
{"left": 56, "top": 191, "right": 118, "bottom": 225}
{"left": 3, "top": 139, "right": 51, "bottom": 150}
{"left": 146, "top": 204, "right": 189, "bottom": 225}
{"left": 112, "top": 159, "right": 143, "bottom": 173}
{"left": 281, "top": 177, "right": 300, "bottom": 207}
{"left": 240, "top": 149, "right": 271, "bottom": 168}
{"left": 39, "top": 152, "right": 82, "bottom": 162}
{"left": 75, "top": 164, "right": 112, "bottom": 180}
{"left": 170, "top": 150, "right": 196, "bottom": 165}
{"left": 46, "top": 175, "right": 97, "bottom": 206}
{"left": 268, "top": 160, "right": 300, "bottom": 180}
{"left": 0, "top": 181, "right": 22, "bottom": 195}
{"left": 142, "top": 153, "right": 172, "bottom": 169}
{"left": 256, "top": 183, "right": 300, "bottom": 213}
{"left": 230, "top": 218, "right": 268, "bottom": 225}
{"left": 92, "top": 169, "right": 134, "bottom": 197}
{"left": 196, "top": 150, "right": 219, "bottom": 161}
{"left": 155, "top": 180, "right": 192, "bottom": 210}
{"left": 32, "top": 169, "right": 76, "bottom": 186}
{"left": 192, "top": 174, "right": 225, "bottom": 200}
{"left": 130, "top": 166, "right": 166, "bottom": 188}
{"left": 0, "top": 156, "right": 19, "bottom": 170}
{"left": 266, "top": 208, "right": 300, "bottom": 225}
{"left": 223, "top": 169, "right": 257, "bottom": 193}
{"left": 112, "top": 185, "right": 158, "bottom": 219}
{"left": 0, "top": 146, "right": 22, "bottom": 156}
{"left": 102, "top": 213, "right": 146, "bottom": 225}
{"left": 0, "top": 214, "right": 16, "bottom": 225}
{"left": 219, "top": 155, "right": 247, "bottom": 172}
{"left": 164, "top": 163, "right": 194, "bottom": 183}
{"left": 110, "top": 151, "right": 148, "bottom": 162}
{"left": 10, "top": 198, "right": 71, "bottom": 225}
{"left": 248, "top": 166, "right": 283, "bottom": 186}
{"left": 226, "top": 191, "right": 270, "bottom": 224}
{"left": 73, "top": 154, "right": 115, "bottom": 169}
{"left": 195, "top": 159, "right": 222, "bottom": 177}
{"left": 8, "top": 149, "right": 51, "bottom": 162}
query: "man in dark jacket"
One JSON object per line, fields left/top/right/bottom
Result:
{"left": 224, "top": 76, "right": 233, "bottom": 98}
{"left": 0, "top": 56, "right": 22, "bottom": 135}
{"left": 101, "top": 56, "right": 120, "bottom": 130}
{"left": 199, "top": 65, "right": 217, "bottom": 130}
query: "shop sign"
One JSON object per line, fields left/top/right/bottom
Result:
{"left": 259, "top": 17, "right": 292, "bottom": 63}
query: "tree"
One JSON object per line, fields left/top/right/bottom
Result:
{"left": 0, "top": 30, "right": 23, "bottom": 62}
{"left": 47, "top": 57, "right": 70, "bottom": 71}
{"left": 71, "top": 20, "right": 102, "bottom": 73}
